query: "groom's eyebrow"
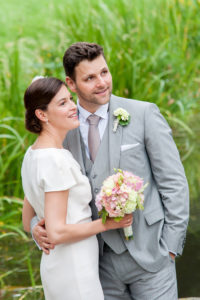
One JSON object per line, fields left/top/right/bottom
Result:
{"left": 82, "top": 72, "right": 94, "bottom": 79}
{"left": 83, "top": 67, "right": 108, "bottom": 79}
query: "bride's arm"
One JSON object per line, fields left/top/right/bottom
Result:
{"left": 22, "top": 197, "right": 55, "bottom": 254}
{"left": 22, "top": 197, "right": 36, "bottom": 232}
{"left": 45, "top": 190, "right": 133, "bottom": 245}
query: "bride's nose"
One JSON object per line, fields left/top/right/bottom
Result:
{"left": 69, "top": 99, "right": 77, "bottom": 109}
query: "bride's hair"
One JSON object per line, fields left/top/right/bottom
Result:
{"left": 24, "top": 77, "right": 65, "bottom": 134}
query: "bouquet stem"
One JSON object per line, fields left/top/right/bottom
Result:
{"left": 123, "top": 225, "right": 133, "bottom": 240}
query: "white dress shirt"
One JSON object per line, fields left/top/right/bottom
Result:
{"left": 77, "top": 101, "right": 109, "bottom": 159}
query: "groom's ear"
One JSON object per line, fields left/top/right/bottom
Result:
{"left": 66, "top": 76, "right": 76, "bottom": 93}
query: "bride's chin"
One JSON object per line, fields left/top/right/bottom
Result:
{"left": 71, "top": 120, "right": 80, "bottom": 129}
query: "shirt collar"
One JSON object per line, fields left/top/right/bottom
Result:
{"left": 77, "top": 100, "right": 109, "bottom": 122}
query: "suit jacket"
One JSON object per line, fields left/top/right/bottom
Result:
{"left": 64, "top": 94, "right": 189, "bottom": 272}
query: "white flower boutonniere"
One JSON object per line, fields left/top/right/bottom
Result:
{"left": 113, "top": 108, "right": 130, "bottom": 132}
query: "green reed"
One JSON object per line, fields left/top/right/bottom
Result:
{"left": 0, "top": 196, "right": 43, "bottom": 299}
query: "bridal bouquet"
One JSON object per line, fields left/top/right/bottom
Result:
{"left": 95, "top": 169, "right": 148, "bottom": 240}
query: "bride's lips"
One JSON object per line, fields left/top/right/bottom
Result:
{"left": 69, "top": 111, "right": 78, "bottom": 119}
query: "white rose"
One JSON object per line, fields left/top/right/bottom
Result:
{"left": 128, "top": 190, "right": 137, "bottom": 202}
{"left": 103, "top": 178, "right": 115, "bottom": 196}
{"left": 124, "top": 201, "right": 137, "bottom": 214}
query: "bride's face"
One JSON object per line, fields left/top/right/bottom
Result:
{"left": 45, "top": 85, "right": 79, "bottom": 132}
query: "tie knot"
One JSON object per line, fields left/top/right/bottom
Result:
{"left": 87, "top": 114, "right": 101, "bottom": 126}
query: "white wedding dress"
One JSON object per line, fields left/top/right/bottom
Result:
{"left": 21, "top": 147, "right": 104, "bottom": 300}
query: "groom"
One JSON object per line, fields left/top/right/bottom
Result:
{"left": 32, "top": 42, "right": 189, "bottom": 299}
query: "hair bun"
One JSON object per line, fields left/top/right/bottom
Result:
{"left": 31, "top": 76, "right": 45, "bottom": 83}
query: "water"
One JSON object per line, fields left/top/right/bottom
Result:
{"left": 177, "top": 203, "right": 200, "bottom": 298}
{"left": 1, "top": 205, "right": 200, "bottom": 299}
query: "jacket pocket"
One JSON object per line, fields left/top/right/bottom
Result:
{"left": 144, "top": 207, "right": 164, "bottom": 226}
{"left": 120, "top": 143, "right": 140, "bottom": 152}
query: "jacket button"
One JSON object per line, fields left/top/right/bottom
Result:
{"left": 94, "top": 188, "right": 99, "bottom": 193}
{"left": 92, "top": 174, "right": 97, "bottom": 179}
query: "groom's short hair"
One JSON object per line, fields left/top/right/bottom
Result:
{"left": 63, "top": 42, "right": 105, "bottom": 81}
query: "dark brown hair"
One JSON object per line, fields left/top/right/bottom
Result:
{"left": 63, "top": 42, "right": 105, "bottom": 81}
{"left": 24, "top": 77, "right": 65, "bottom": 134}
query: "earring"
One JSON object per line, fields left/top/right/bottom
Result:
{"left": 46, "top": 120, "right": 48, "bottom": 124}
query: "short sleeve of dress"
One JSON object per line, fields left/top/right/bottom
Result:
{"left": 39, "top": 150, "right": 77, "bottom": 192}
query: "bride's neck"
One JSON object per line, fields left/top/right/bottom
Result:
{"left": 33, "top": 130, "right": 66, "bottom": 149}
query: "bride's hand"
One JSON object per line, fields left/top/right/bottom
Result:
{"left": 104, "top": 214, "right": 133, "bottom": 230}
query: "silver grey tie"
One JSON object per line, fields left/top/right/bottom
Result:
{"left": 87, "top": 114, "right": 101, "bottom": 162}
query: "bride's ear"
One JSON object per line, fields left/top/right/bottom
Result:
{"left": 35, "top": 109, "right": 48, "bottom": 123}
{"left": 66, "top": 76, "right": 76, "bottom": 93}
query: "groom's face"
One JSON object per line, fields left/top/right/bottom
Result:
{"left": 66, "top": 55, "right": 112, "bottom": 113}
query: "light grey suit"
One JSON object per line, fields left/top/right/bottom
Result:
{"left": 64, "top": 95, "right": 189, "bottom": 299}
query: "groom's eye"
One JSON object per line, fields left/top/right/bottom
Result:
{"left": 86, "top": 76, "right": 93, "bottom": 81}
{"left": 102, "top": 70, "right": 108, "bottom": 75}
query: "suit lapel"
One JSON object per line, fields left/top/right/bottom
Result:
{"left": 108, "top": 97, "right": 123, "bottom": 174}
{"left": 66, "top": 128, "right": 86, "bottom": 175}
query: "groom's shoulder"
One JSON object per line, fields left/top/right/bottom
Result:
{"left": 110, "top": 94, "right": 155, "bottom": 112}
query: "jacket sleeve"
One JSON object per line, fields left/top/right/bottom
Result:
{"left": 144, "top": 103, "right": 189, "bottom": 255}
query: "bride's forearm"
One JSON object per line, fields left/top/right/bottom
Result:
{"left": 46, "top": 214, "right": 133, "bottom": 245}
{"left": 46, "top": 219, "right": 107, "bottom": 245}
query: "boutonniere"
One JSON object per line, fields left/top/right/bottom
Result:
{"left": 113, "top": 108, "right": 130, "bottom": 132}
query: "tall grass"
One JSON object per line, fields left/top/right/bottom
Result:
{"left": 0, "top": 0, "right": 199, "bottom": 199}
{"left": 0, "top": 197, "right": 42, "bottom": 299}
{"left": 0, "top": 0, "right": 200, "bottom": 298}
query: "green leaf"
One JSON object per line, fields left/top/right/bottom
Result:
{"left": 101, "top": 208, "right": 108, "bottom": 224}
{"left": 114, "top": 216, "right": 123, "bottom": 222}
{"left": 119, "top": 120, "right": 129, "bottom": 125}
{"left": 119, "top": 115, "right": 131, "bottom": 126}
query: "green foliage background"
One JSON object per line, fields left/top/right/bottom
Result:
{"left": 0, "top": 0, "right": 200, "bottom": 298}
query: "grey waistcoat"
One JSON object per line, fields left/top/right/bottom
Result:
{"left": 81, "top": 126, "right": 126, "bottom": 255}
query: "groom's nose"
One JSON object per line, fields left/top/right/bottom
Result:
{"left": 96, "top": 75, "right": 106, "bottom": 88}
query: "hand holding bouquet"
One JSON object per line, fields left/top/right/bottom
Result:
{"left": 95, "top": 169, "right": 148, "bottom": 240}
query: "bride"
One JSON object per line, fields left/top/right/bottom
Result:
{"left": 21, "top": 76, "right": 133, "bottom": 300}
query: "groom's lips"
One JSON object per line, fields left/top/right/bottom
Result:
{"left": 95, "top": 87, "right": 109, "bottom": 95}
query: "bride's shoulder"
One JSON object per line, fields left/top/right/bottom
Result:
{"left": 24, "top": 147, "right": 79, "bottom": 171}
{"left": 26, "top": 148, "right": 68, "bottom": 165}
{"left": 39, "top": 148, "right": 70, "bottom": 163}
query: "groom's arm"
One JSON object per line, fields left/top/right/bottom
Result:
{"left": 144, "top": 103, "right": 189, "bottom": 256}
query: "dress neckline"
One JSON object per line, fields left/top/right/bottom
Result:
{"left": 30, "top": 146, "right": 66, "bottom": 152}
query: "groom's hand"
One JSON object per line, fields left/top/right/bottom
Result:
{"left": 33, "top": 218, "right": 55, "bottom": 254}
{"left": 169, "top": 252, "right": 175, "bottom": 261}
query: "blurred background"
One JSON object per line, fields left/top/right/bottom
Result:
{"left": 0, "top": 0, "right": 200, "bottom": 299}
